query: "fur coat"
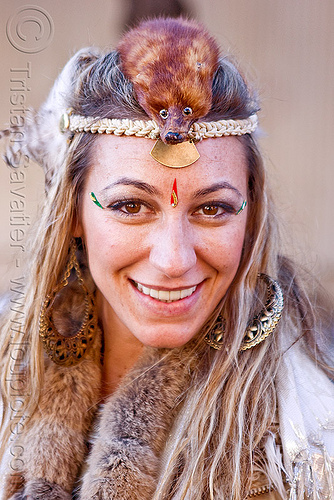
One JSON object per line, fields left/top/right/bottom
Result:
{"left": 1, "top": 332, "right": 286, "bottom": 500}
{"left": 1, "top": 318, "right": 334, "bottom": 499}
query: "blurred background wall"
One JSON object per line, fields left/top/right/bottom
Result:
{"left": 0, "top": 0, "right": 333, "bottom": 296}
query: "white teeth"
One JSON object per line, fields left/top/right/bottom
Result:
{"left": 149, "top": 289, "right": 159, "bottom": 299}
{"left": 158, "top": 290, "right": 170, "bottom": 301}
{"left": 142, "top": 285, "right": 151, "bottom": 296}
{"left": 181, "top": 286, "right": 196, "bottom": 299}
{"left": 169, "top": 290, "right": 181, "bottom": 301}
{"left": 134, "top": 282, "right": 197, "bottom": 302}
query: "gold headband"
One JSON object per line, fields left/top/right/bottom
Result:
{"left": 60, "top": 111, "right": 258, "bottom": 168}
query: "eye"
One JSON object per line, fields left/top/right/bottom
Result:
{"left": 192, "top": 202, "right": 237, "bottom": 219}
{"left": 183, "top": 107, "right": 193, "bottom": 116}
{"left": 201, "top": 204, "right": 220, "bottom": 216}
{"left": 159, "top": 109, "right": 169, "bottom": 119}
{"left": 106, "top": 198, "right": 156, "bottom": 220}
{"left": 122, "top": 202, "right": 141, "bottom": 214}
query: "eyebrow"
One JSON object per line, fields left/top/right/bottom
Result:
{"left": 101, "top": 178, "right": 243, "bottom": 199}
{"left": 193, "top": 182, "right": 243, "bottom": 199}
{"left": 102, "top": 177, "right": 162, "bottom": 196}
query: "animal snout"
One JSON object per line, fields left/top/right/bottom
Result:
{"left": 164, "top": 131, "right": 185, "bottom": 144}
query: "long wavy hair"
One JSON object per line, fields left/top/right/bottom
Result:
{"left": 0, "top": 43, "right": 332, "bottom": 499}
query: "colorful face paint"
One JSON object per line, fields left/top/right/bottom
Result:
{"left": 90, "top": 192, "right": 104, "bottom": 209}
{"left": 235, "top": 199, "right": 247, "bottom": 215}
{"left": 170, "top": 178, "right": 178, "bottom": 207}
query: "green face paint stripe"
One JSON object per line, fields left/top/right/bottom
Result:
{"left": 236, "top": 200, "right": 247, "bottom": 215}
{"left": 90, "top": 192, "right": 104, "bottom": 209}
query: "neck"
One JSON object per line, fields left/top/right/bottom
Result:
{"left": 96, "top": 291, "right": 144, "bottom": 397}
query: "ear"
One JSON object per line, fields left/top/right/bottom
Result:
{"left": 71, "top": 215, "right": 83, "bottom": 238}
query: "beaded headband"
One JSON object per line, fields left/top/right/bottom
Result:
{"left": 60, "top": 111, "right": 258, "bottom": 168}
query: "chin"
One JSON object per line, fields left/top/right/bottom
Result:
{"left": 136, "top": 326, "right": 198, "bottom": 349}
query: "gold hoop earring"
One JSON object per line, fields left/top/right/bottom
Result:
{"left": 205, "top": 274, "right": 284, "bottom": 351}
{"left": 205, "top": 315, "right": 225, "bottom": 350}
{"left": 240, "top": 274, "right": 284, "bottom": 351}
{"left": 39, "top": 241, "right": 97, "bottom": 367}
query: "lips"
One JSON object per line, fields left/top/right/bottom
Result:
{"left": 133, "top": 280, "right": 197, "bottom": 303}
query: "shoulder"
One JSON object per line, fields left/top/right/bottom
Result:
{"left": 276, "top": 335, "right": 334, "bottom": 496}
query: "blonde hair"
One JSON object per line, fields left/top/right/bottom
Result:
{"left": 0, "top": 45, "right": 332, "bottom": 498}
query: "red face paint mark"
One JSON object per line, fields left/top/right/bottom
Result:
{"left": 171, "top": 178, "right": 178, "bottom": 207}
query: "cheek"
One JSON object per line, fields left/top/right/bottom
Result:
{"left": 202, "top": 222, "right": 246, "bottom": 275}
{"left": 81, "top": 210, "right": 147, "bottom": 278}
{"left": 80, "top": 208, "right": 114, "bottom": 275}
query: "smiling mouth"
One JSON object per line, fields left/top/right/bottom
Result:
{"left": 133, "top": 281, "right": 197, "bottom": 303}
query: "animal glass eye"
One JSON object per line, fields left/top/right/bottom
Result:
{"left": 159, "top": 109, "right": 169, "bottom": 119}
{"left": 183, "top": 107, "right": 193, "bottom": 116}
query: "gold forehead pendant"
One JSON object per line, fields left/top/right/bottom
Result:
{"left": 150, "top": 140, "right": 200, "bottom": 168}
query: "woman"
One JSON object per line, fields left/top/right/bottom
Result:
{"left": 0, "top": 17, "right": 333, "bottom": 500}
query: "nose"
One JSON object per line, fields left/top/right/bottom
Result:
{"left": 164, "top": 131, "right": 184, "bottom": 144}
{"left": 149, "top": 218, "right": 197, "bottom": 278}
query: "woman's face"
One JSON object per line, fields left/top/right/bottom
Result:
{"left": 77, "top": 135, "right": 248, "bottom": 348}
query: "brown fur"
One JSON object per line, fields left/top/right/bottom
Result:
{"left": 5, "top": 328, "right": 102, "bottom": 498}
{"left": 79, "top": 344, "right": 198, "bottom": 499}
{"left": 2, "top": 474, "right": 24, "bottom": 499}
{"left": 117, "top": 18, "right": 219, "bottom": 144}
{"left": 6, "top": 338, "right": 198, "bottom": 499}
{"left": 5, "top": 337, "right": 280, "bottom": 499}
{"left": 10, "top": 479, "right": 71, "bottom": 499}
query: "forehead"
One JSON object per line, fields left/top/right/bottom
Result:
{"left": 89, "top": 134, "right": 248, "bottom": 191}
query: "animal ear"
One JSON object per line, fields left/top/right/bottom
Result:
{"left": 1, "top": 47, "right": 101, "bottom": 189}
